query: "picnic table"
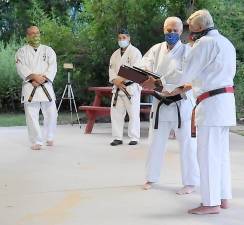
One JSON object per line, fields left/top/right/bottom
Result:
{"left": 79, "top": 86, "right": 153, "bottom": 133}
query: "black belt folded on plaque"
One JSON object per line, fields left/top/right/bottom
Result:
{"left": 152, "top": 91, "right": 183, "bottom": 129}
{"left": 112, "top": 81, "right": 134, "bottom": 107}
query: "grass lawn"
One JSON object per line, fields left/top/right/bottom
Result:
{"left": 0, "top": 113, "right": 26, "bottom": 126}
{"left": 231, "top": 129, "right": 244, "bottom": 136}
{"left": 1, "top": 113, "right": 244, "bottom": 136}
{"left": 0, "top": 112, "right": 86, "bottom": 127}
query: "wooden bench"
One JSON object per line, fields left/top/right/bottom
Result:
{"left": 78, "top": 106, "right": 110, "bottom": 133}
{"left": 79, "top": 86, "right": 153, "bottom": 134}
{"left": 79, "top": 106, "right": 151, "bottom": 133}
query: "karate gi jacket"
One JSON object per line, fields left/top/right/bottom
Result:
{"left": 16, "top": 44, "right": 57, "bottom": 103}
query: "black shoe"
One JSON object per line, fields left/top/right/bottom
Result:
{"left": 128, "top": 141, "right": 138, "bottom": 145}
{"left": 110, "top": 140, "right": 123, "bottom": 146}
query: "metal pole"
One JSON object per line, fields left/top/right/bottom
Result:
{"left": 57, "top": 70, "right": 81, "bottom": 128}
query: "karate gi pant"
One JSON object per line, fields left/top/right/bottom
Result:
{"left": 198, "top": 126, "right": 232, "bottom": 206}
{"left": 24, "top": 101, "right": 58, "bottom": 145}
{"left": 110, "top": 90, "right": 141, "bottom": 142}
{"left": 146, "top": 120, "right": 199, "bottom": 186}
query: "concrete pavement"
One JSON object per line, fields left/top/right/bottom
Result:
{"left": 0, "top": 122, "right": 243, "bottom": 225}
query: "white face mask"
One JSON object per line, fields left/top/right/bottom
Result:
{"left": 118, "top": 40, "right": 129, "bottom": 48}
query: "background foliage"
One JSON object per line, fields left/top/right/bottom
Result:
{"left": 0, "top": 0, "right": 243, "bottom": 117}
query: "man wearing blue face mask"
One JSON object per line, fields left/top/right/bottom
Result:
{"left": 137, "top": 17, "right": 199, "bottom": 195}
{"left": 144, "top": 9, "right": 236, "bottom": 215}
{"left": 109, "top": 29, "right": 142, "bottom": 146}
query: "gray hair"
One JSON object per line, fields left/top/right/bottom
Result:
{"left": 187, "top": 9, "right": 214, "bottom": 29}
{"left": 164, "top": 17, "right": 183, "bottom": 32}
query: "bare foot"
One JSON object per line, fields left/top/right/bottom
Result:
{"left": 46, "top": 140, "right": 54, "bottom": 146}
{"left": 143, "top": 181, "right": 154, "bottom": 190}
{"left": 221, "top": 199, "right": 229, "bottom": 209}
{"left": 31, "top": 144, "right": 41, "bottom": 150}
{"left": 176, "top": 185, "right": 195, "bottom": 195}
{"left": 188, "top": 206, "right": 220, "bottom": 215}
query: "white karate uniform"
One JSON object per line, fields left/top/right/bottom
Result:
{"left": 16, "top": 44, "right": 58, "bottom": 145}
{"left": 162, "top": 30, "right": 236, "bottom": 206}
{"left": 109, "top": 44, "right": 142, "bottom": 142}
{"left": 138, "top": 41, "right": 199, "bottom": 185}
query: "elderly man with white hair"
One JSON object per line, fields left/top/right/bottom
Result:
{"left": 144, "top": 9, "right": 236, "bottom": 215}
{"left": 139, "top": 17, "right": 199, "bottom": 194}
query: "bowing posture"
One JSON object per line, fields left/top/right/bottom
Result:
{"left": 109, "top": 29, "right": 142, "bottom": 146}
{"left": 16, "top": 26, "right": 58, "bottom": 150}
{"left": 139, "top": 17, "right": 199, "bottom": 194}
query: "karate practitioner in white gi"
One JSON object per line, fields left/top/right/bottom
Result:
{"left": 138, "top": 17, "right": 199, "bottom": 194}
{"left": 16, "top": 26, "right": 58, "bottom": 150}
{"left": 109, "top": 29, "right": 142, "bottom": 146}
{"left": 144, "top": 10, "right": 236, "bottom": 214}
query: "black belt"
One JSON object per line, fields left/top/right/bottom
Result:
{"left": 112, "top": 81, "right": 134, "bottom": 107}
{"left": 152, "top": 91, "right": 183, "bottom": 129}
{"left": 28, "top": 81, "right": 52, "bottom": 102}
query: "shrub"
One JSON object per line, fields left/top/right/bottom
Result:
{"left": 0, "top": 39, "right": 23, "bottom": 112}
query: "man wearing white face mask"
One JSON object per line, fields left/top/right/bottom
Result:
{"left": 137, "top": 17, "right": 199, "bottom": 194}
{"left": 109, "top": 28, "right": 142, "bottom": 146}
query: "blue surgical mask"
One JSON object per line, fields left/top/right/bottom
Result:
{"left": 164, "top": 32, "right": 180, "bottom": 46}
{"left": 118, "top": 40, "right": 129, "bottom": 48}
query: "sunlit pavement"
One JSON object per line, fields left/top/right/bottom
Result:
{"left": 0, "top": 122, "right": 243, "bottom": 225}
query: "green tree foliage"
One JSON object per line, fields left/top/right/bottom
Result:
{"left": 206, "top": 0, "right": 244, "bottom": 61}
{"left": 0, "top": 0, "right": 243, "bottom": 115}
{"left": 0, "top": 0, "right": 83, "bottom": 42}
{"left": 39, "top": 18, "right": 92, "bottom": 104}
{"left": 0, "top": 39, "right": 23, "bottom": 111}
{"left": 81, "top": 0, "right": 192, "bottom": 86}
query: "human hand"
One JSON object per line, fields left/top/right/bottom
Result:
{"left": 169, "top": 83, "right": 192, "bottom": 96}
{"left": 113, "top": 78, "right": 126, "bottom": 91}
{"left": 182, "top": 83, "right": 192, "bottom": 92}
{"left": 33, "top": 74, "right": 46, "bottom": 84}
{"left": 168, "top": 87, "right": 184, "bottom": 96}
{"left": 160, "top": 91, "right": 172, "bottom": 97}
{"left": 142, "top": 76, "right": 156, "bottom": 89}
{"left": 31, "top": 81, "right": 40, "bottom": 87}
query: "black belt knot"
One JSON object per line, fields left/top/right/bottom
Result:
{"left": 152, "top": 92, "right": 183, "bottom": 129}
{"left": 112, "top": 81, "right": 134, "bottom": 107}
